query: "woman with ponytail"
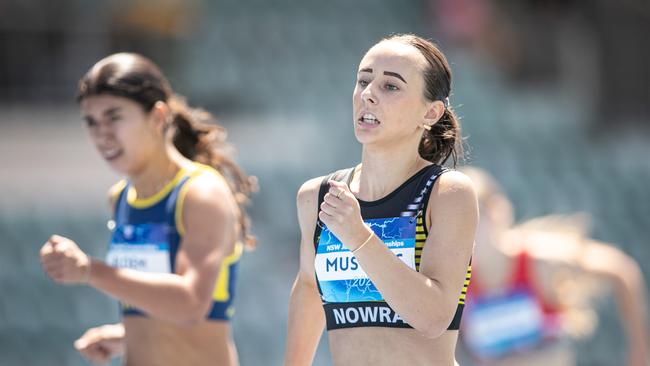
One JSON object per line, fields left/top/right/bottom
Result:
{"left": 285, "top": 34, "right": 477, "bottom": 366}
{"left": 39, "top": 53, "right": 255, "bottom": 366}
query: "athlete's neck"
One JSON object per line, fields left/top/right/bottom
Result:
{"left": 354, "top": 145, "right": 429, "bottom": 202}
{"left": 128, "top": 145, "right": 187, "bottom": 199}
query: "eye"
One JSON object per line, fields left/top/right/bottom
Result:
{"left": 357, "top": 79, "right": 370, "bottom": 87}
{"left": 384, "top": 84, "right": 399, "bottom": 91}
{"left": 84, "top": 117, "right": 97, "bottom": 127}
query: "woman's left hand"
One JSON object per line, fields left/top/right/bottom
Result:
{"left": 318, "top": 180, "right": 373, "bottom": 251}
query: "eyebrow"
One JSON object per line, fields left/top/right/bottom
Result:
{"left": 359, "top": 68, "right": 407, "bottom": 84}
{"left": 103, "top": 107, "right": 122, "bottom": 116}
{"left": 83, "top": 106, "right": 122, "bottom": 122}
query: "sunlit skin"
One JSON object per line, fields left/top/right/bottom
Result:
{"left": 353, "top": 40, "right": 443, "bottom": 151}
{"left": 285, "top": 40, "right": 477, "bottom": 366}
{"left": 40, "top": 93, "right": 240, "bottom": 366}
{"left": 80, "top": 95, "right": 181, "bottom": 197}
{"left": 350, "top": 40, "right": 447, "bottom": 205}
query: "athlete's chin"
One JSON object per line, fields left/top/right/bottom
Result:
{"left": 104, "top": 157, "right": 133, "bottom": 176}
{"left": 354, "top": 130, "right": 379, "bottom": 144}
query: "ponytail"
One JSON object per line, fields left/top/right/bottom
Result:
{"left": 168, "top": 95, "right": 258, "bottom": 249}
{"left": 418, "top": 106, "right": 463, "bottom": 166}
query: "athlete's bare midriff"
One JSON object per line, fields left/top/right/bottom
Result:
{"left": 123, "top": 316, "right": 237, "bottom": 366}
{"left": 328, "top": 327, "right": 459, "bottom": 366}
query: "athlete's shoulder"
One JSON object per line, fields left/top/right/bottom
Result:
{"left": 297, "top": 175, "right": 327, "bottom": 211}
{"left": 107, "top": 179, "right": 127, "bottom": 207}
{"left": 186, "top": 162, "right": 222, "bottom": 179}
{"left": 179, "top": 163, "right": 237, "bottom": 233}
{"left": 183, "top": 163, "right": 233, "bottom": 204}
{"left": 434, "top": 169, "right": 477, "bottom": 199}
{"left": 428, "top": 169, "right": 478, "bottom": 218}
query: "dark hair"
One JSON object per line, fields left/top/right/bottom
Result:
{"left": 77, "top": 53, "right": 257, "bottom": 249}
{"left": 382, "top": 34, "right": 464, "bottom": 167}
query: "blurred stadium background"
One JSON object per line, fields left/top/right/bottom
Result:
{"left": 1, "top": 0, "right": 649, "bottom": 365}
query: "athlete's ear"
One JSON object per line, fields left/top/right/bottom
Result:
{"left": 150, "top": 101, "right": 171, "bottom": 134}
{"left": 424, "top": 100, "right": 445, "bottom": 126}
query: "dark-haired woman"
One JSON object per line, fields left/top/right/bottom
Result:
{"left": 39, "top": 53, "right": 255, "bottom": 366}
{"left": 284, "top": 34, "right": 477, "bottom": 366}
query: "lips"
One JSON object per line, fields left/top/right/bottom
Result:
{"left": 358, "top": 112, "right": 381, "bottom": 126}
{"left": 100, "top": 147, "right": 124, "bottom": 161}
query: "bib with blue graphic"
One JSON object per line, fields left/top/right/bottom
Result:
{"left": 463, "top": 289, "right": 545, "bottom": 359}
{"left": 316, "top": 217, "right": 416, "bottom": 303}
{"left": 107, "top": 223, "right": 173, "bottom": 274}
{"left": 313, "top": 165, "right": 470, "bottom": 330}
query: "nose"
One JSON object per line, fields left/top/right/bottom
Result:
{"left": 361, "top": 84, "right": 377, "bottom": 105}
{"left": 97, "top": 120, "right": 115, "bottom": 136}
{"left": 89, "top": 120, "right": 114, "bottom": 142}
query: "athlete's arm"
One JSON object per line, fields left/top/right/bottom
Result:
{"left": 284, "top": 177, "right": 326, "bottom": 366}
{"left": 41, "top": 172, "right": 238, "bottom": 325}
{"left": 524, "top": 232, "right": 649, "bottom": 366}
{"left": 577, "top": 241, "right": 649, "bottom": 366}
{"left": 323, "top": 171, "right": 477, "bottom": 338}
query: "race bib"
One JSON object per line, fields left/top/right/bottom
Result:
{"left": 464, "top": 290, "right": 545, "bottom": 358}
{"left": 315, "top": 217, "right": 416, "bottom": 303}
{"left": 107, "top": 223, "right": 172, "bottom": 273}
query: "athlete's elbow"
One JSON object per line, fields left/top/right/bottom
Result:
{"left": 414, "top": 308, "right": 455, "bottom": 339}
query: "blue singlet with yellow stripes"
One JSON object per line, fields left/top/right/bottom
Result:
{"left": 106, "top": 162, "right": 241, "bottom": 321}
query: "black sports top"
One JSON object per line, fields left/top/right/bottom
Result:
{"left": 313, "top": 164, "right": 471, "bottom": 331}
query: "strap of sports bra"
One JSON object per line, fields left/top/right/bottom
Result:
{"left": 112, "top": 182, "right": 130, "bottom": 224}
{"left": 412, "top": 165, "right": 448, "bottom": 228}
{"left": 165, "top": 173, "right": 194, "bottom": 215}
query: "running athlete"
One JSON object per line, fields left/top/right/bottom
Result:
{"left": 284, "top": 34, "right": 478, "bottom": 366}
{"left": 458, "top": 167, "right": 649, "bottom": 366}
{"left": 39, "top": 53, "right": 255, "bottom": 366}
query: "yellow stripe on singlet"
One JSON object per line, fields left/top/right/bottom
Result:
{"left": 459, "top": 265, "right": 472, "bottom": 304}
{"left": 127, "top": 168, "right": 189, "bottom": 209}
{"left": 212, "top": 242, "right": 243, "bottom": 302}
{"left": 415, "top": 213, "right": 471, "bottom": 305}
{"left": 166, "top": 162, "right": 241, "bottom": 303}
{"left": 109, "top": 180, "right": 128, "bottom": 203}
{"left": 174, "top": 162, "right": 227, "bottom": 236}
{"left": 415, "top": 215, "right": 425, "bottom": 270}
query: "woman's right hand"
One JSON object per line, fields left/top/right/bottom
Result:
{"left": 40, "top": 235, "right": 91, "bottom": 284}
{"left": 74, "top": 323, "right": 125, "bottom": 365}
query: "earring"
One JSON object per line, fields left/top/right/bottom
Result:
{"left": 422, "top": 124, "right": 432, "bottom": 131}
